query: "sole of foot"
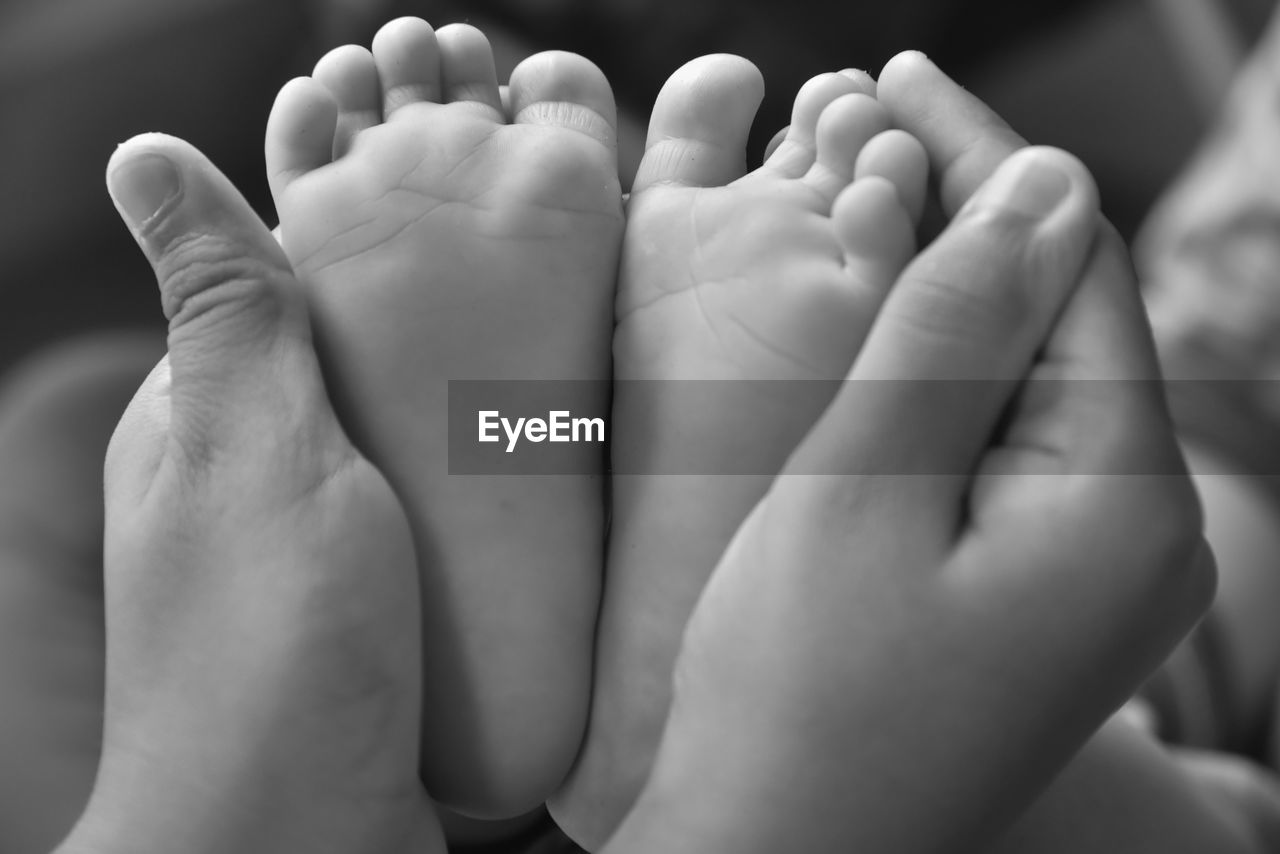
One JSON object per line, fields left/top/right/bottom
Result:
{"left": 266, "top": 17, "right": 623, "bottom": 817}
{"left": 551, "top": 55, "right": 927, "bottom": 847}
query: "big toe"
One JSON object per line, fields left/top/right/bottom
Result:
{"left": 436, "top": 23, "right": 503, "bottom": 116}
{"left": 631, "top": 54, "right": 764, "bottom": 194}
{"left": 509, "top": 50, "right": 618, "bottom": 150}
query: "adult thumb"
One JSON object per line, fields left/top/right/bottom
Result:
{"left": 789, "top": 147, "right": 1099, "bottom": 486}
{"left": 106, "top": 133, "right": 313, "bottom": 456}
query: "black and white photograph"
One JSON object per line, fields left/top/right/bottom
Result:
{"left": 4, "top": 1, "right": 1280, "bottom": 852}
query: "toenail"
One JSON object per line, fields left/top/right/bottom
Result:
{"left": 110, "top": 153, "right": 182, "bottom": 228}
{"left": 970, "top": 153, "right": 1071, "bottom": 220}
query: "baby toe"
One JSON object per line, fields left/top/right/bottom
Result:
{"left": 801, "top": 93, "right": 891, "bottom": 204}
{"left": 372, "top": 17, "right": 443, "bottom": 117}
{"left": 764, "top": 72, "right": 872, "bottom": 178}
{"left": 855, "top": 129, "right": 930, "bottom": 225}
{"left": 265, "top": 77, "right": 338, "bottom": 201}
{"left": 833, "top": 176, "right": 918, "bottom": 301}
{"left": 436, "top": 23, "right": 503, "bottom": 117}
{"left": 313, "top": 44, "right": 382, "bottom": 157}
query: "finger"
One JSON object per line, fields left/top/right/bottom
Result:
{"left": 874, "top": 52, "right": 1185, "bottom": 484}
{"left": 877, "top": 51, "right": 1028, "bottom": 215}
{"left": 786, "top": 147, "right": 1099, "bottom": 488}
{"left": 106, "top": 133, "right": 319, "bottom": 460}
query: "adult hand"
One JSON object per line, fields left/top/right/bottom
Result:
{"left": 606, "top": 56, "right": 1213, "bottom": 854}
{"left": 869, "top": 51, "right": 1280, "bottom": 854}
{"left": 56, "top": 134, "right": 442, "bottom": 854}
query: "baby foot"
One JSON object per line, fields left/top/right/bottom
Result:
{"left": 607, "top": 143, "right": 1213, "bottom": 854}
{"left": 266, "top": 18, "right": 623, "bottom": 817}
{"left": 551, "top": 55, "right": 927, "bottom": 846}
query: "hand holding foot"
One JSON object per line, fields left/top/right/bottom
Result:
{"left": 607, "top": 143, "right": 1212, "bottom": 854}
{"left": 555, "top": 55, "right": 928, "bottom": 846}
{"left": 57, "top": 134, "right": 442, "bottom": 854}
{"left": 873, "top": 51, "right": 1280, "bottom": 854}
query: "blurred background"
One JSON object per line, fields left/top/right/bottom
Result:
{"left": 0, "top": 0, "right": 1274, "bottom": 373}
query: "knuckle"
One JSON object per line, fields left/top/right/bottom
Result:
{"left": 154, "top": 231, "right": 286, "bottom": 329}
{"left": 898, "top": 210, "right": 1044, "bottom": 340}
{"left": 895, "top": 246, "right": 1032, "bottom": 348}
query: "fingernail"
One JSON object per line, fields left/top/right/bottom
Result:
{"left": 109, "top": 153, "right": 182, "bottom": 228}
{"left": 972, "top": 153, "right": 1071, "bottom": 219}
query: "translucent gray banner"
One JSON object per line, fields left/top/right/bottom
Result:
{"left": 446, "top": 379, "right": 1275, "bottom": 476}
